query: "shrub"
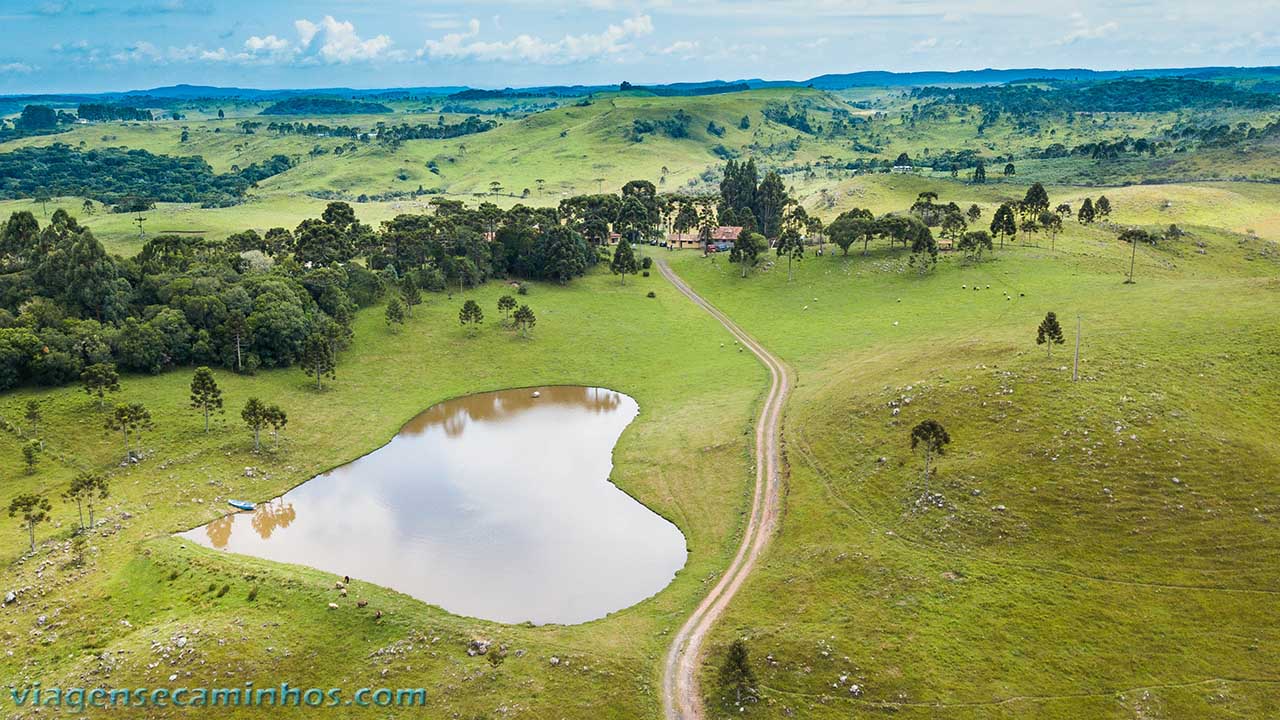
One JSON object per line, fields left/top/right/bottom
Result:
{"left": 646, "top": 291, "right": 656, "bottom": 298}
{"left": 641, "top": 256, "right": 653, "bottom": 269}
{"left": 216, "top": 584, "right": 230, "bottom": 598}
{"left": 642, "top": 270, "right": 650, "bottom": 277}
{"left": 517, "top": 283, "right": 529, "bottom": 296}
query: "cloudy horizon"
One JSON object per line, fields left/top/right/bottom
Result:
{"left": 2, "top": 0, "right": 1279, "bottom": 94}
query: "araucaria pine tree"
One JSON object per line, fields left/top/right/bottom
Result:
{"left": 910, "top": 419, "right": 951, "bottom": 493}
{"left": 189, "top": 366, "right": 223, "bottom": 432}
{"left": 513, "top": 304, "right": 536, "bottom": 337}
{"left": 497, "top": 295, "right": 517, "bottom": 324}
{"left": 301, "top": 332, "right": 336, "bottom": 390}
{"left": 610, "top": 238, "right": 639, "bottom": 285}
{"left": 385, "top": 295, "right": 405, "bottom": 330}
{"left": 1036, "top": 312, "right": 1066, "bottom": 357}
{"left": 719, "top": 639, "right": 757, "bottom": 708}
{"left": 459, "top": 299, "right": 484, "bottom": 334}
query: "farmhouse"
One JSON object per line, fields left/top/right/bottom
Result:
{"left": 665, "top": 226, "right": 743, "bottom": 251}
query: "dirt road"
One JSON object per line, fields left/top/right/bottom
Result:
{"left": 657, "top": 258, "right": 790, "bottom": 720}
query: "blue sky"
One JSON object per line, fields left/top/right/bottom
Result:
{"left": 2, "top": 0, "right": 1279, "bottom": 94}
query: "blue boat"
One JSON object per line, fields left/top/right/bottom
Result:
{"left": 228, "top": 499, "right": 256, "bottom": 512}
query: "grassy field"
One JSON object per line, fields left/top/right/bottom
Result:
{"left": 5, "top": 81, "right": 1280, "bottom": 720}
{"left": 0, "top": 266, "right": 767, "bottom": 719}
{"left": 666, "top": 192, "right": 1280, "bottom": 718}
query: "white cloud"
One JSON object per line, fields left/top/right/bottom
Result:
{"left": 421, "top": 15, "right": 654, "bottom": 65}
{"left": 912, "top": 37, "right": 938, "bottom": 51}
{"left": 662, "top": 40, "right": 699, "bottom": 58}
{"left": 64, "top": 15, "right": 398, "bottom": 68}
{"left": 1058, "top": 13, "right": 1119, "bottom": 44}
{"left": 0, "top": 62, "right": 35, "bottom": 74}
{"left": 292, "top": 16, "right": 395, "bottom": 63}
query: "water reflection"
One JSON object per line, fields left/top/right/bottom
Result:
{"left": 180, "top": 386, "right": 686, "bottom": 625}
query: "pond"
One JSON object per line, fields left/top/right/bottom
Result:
{"left": 179, "top": 386, "right": 688, "bottom": 625}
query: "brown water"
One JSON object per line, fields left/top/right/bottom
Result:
{"left": 179, "top": 386, "right": 687, "bottom": 625}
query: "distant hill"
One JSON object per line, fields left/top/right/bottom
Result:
{"left": 7, "top": 66, "right": 1280, "bottom": 110}
{"left": 801, "top": 66, "right": 1280, "bottom": 89}
{"left": 260, "top": 97, "right": 394, "bottom": 116}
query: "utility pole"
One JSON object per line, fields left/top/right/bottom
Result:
{"left": 1073, "top": 314, "right": 1081, "bottom": 382}
{"left": 134, "top": 214, "right": 147, "bottom": 239}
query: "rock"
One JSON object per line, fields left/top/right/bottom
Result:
{"left": 37, "top": 615, "right": 47, "bottom": 625}
{"left": 3, "top": 591, "right": 14, "bottom": 605}
{"left": 243, "top": 467, "right": 255, "bottom": 478}
{"left": 971, "top": 489, "right": 981, "bottom": 496}
{"left": 849, "top": 684, "right": 863, "bottom": 696}
{"left": 176, "top": 637, "right": 188, "bottom": 648}
{"left": 549, "top": 656, "right": 561, "bottom": 666}
{"left": 992, "top": 504, "right": 1007, "bottom": 512}
{"left": 467, "top": 639, "right": 491, "bottom": 656}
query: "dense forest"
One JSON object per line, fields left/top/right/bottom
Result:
{"left": 76, "top": 104, "right": 155, "bottom": 122}
{"left": 0, "top": 145, "right": 293, "bottom": 208}
{"left": 0, "top": 168, "right": 796, "bottom": 391}
{"left": 913, "top": 77, "right": 1280, "bottom": 114}
{"left": 260, "top": 97, "right": 394, "bottom": 115}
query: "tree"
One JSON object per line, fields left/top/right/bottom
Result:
{"left": 385, "top": 295, "right": 405, "bottom": 330}
{"left": 1055, "top": 202, "right": 1073, "bottom": 218}
{"left": 513, "top": 304, "right": 536, "bottom": 338}
{"left": 940, "top": 209, "right": 967, "bottom": 247}
{"left": 189, "top": 366, "right": 223, "bottom": 432}
{"left": 242, "top": 397, "right": 269, "bottom": 452}
{"left": 971, "top": 160, "right": 987, "bottom": 184}
{"left": 957, "top": 230, "right": 993, "bottom": 260}
{"left": 81, "top": 362, "right": 120, "bottom": 409}
{"left": 265, "top": 404, "right": 287, "bottom": 450}
{"left": 497, "top": 295, "right": 517, "bottom": 324}
{"left": 730, "top": 232, "right": 766, "bottom": 278}
{"left": 400, "top": 274, "right": 421, "bottom": 317}
{"left": 1077, "top": 197, "right": 1097, "bottom": 225}
{"left": 1022, "top": 182, "right": 1050, "bottom": 220}
{"left": 910, "top": 419, "right": 951, "bottom": 492}
{"left": 301, "top": 332, "right": 336, "bottom": 390}
{"left": 8, "top": 493, "right": 51, "bottom": 553}
{"left": 22, "top": 440, "right": 40, "bottom": 475}
{"left": 1037, "top": 312, "right": 1065, "bottom": 357}
{"left": 105, "top": 402, "right": 153, "bottom": 460}
{"left": 64, "top": 472, "right": 108, "bottom": 531}
{"left": 23, "top": 399, "right": 41, "bottom": 438}
{"left": 1119, "top": 227, "right": 1148, "bottom": 283}
{"left": 990, "top": 203, "right": 1017, "bottom": 249}
{"left": 610, "top": 239, "right": 640, "bottom": 285}
{"left": 775, "top": 226, "right": 804, "bottom": 281}
{"left": 459, "top": 300, "right": 484, "bottom": 334}
{"left": 1039, "top": 211, "right": 1063, "bottom": 251}
{"left": 1004, "top": 162, "right": 1016, "bottom": 176}
{"left": 719, "top": 639, "right": 757, "bottom": 707}
{"left": 1096, "top": 195, "right": 1112, "bottom": 219}
{"left": 966, "top": 204, "right": 982, "bottom": 223}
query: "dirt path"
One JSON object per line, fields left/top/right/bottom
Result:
{"left": 657, "top": 258, "right": 790, "bottom": 720}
